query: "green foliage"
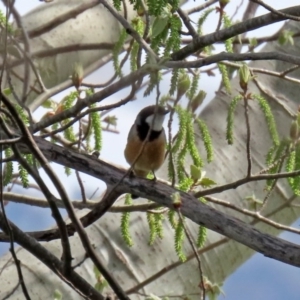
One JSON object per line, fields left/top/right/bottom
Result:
{"left": 266, "top": 144, "right": 277, "bottom": 166}
{"left": 186, "top": 72, "right": 200, "bottom": 101}
{"left": 62, "top": 91, "right": 78, "bottom": 110}
{"left": 197, "top": 8, "right": 214, "bottom": 35}
{"left": 199, "top": 177, "right": 217, "bottom": 188}
{"left": 130, "top": 17, "right": 145, "bottom": 71}
{"left": 176, "top": 138, "right": 188, "bottom": 182}
{"left": 204, "top": 277, "right": 225, "bottom": 300}
{"left": 53, "top": 289, "right": 62, "bottom": 300}
{"left": 151, "top": 5, "right": 172, "bottom": 38}
{"left": 169, "top": 0, "right": 180, "bottom": 11}
{"left": 174, "top": 219, "right": 186, "bottom": 262}
{"left": 172, "top": 106, "right": 187, "bottom": 154}
{"left": 42, "top": 99, "right": 56, "bottom": 109}
{"left": 168, "top": 209, "right": 177, "bottom": 229}
{"left": 150, "top": 26, "right": 169, "bottom": 56}
{"left": 0, "top": 10, "right": 13, "bottom": 34}
{"left": 190, "top": 90, "right": 206, "bottom": 113}
{"left": 90, "top": 105, "right": 102, "bottom": 152}
{"left": 128, "top": 0, "right": 143, "bottom": 11}
{"left": 93, "top": 265, "right": 109, "bottom": 292}
{"left": 62, "top": 92, "right": 78, "bottom": 142}
{"left": 278, "top": 30, "right": 294, "bottom": 46}
{"left": 18, "top": 163, "right": 29, "bottom": 188}
{"left": 190, "top": 164, "right": 201, "bottom": 182}
{"left": 147, "top": 0, "right": 166, "bottom": 16}
{"left": 164, "top": 14, "right": 181, "bottom": 57}
{"left": 4, "top": 148, "right": 13, "bottom": 186}
{"left": 197, "top": 198, "right": 207, "bottom": 247}
{"left": 172, "top": 107, "right": 205, "bottom": 183}
{"left": 121, "top": 194, "right": 134, "bottom": 247}
{"left": 144, "top": 71, "right": 162, "bottom": 97}
{"left": 186, "top": 111, "right": 203, "bottom": 167}
{"left": 169, "top": 68, "right": 180, "bottom": 96}
{"left": 113, "top": 29, "right": 128, "bottom": 77}
{"left": 177, "top": 70, "right": 191, "bottom": 99}
{"left": 226, "top": 94, "right": 243, "bottom": 144}
{"left": 112, "top": 0, "right": 122, "bottom": 11}
{"left": 25, "top": 154, "right": 34, "bottom": 166}
{"left": 253, "top": 95, "right": 280, "bottom": 146}
{"left": 15, "top": 105, "right": 29, "bottom": 125}
{"left": 218, "top": 63, "right": 231, "bottom": 94}
{"left": 178, "top": 177, "right": 194, "bottom": 192}
{"left": 147, "top": 212, "right": 157, "bottom": 245}
{"left": 195, "top": 118, "right": 213, "bottom": 163}
{"left": 292, "top": 143, "right": 300, "bottom": 195}
{"left": 159, "top": 94, "right": 171, "bottom": 105}
{"left": 286, "top": 148, "right": 295, "bottom": 188}
{"left": 197, "top": 225, "right": 207, "bottom": 248}
{"left": 167, "top": 145, "right": 176, "bottom": 181}
{"left": 64, "top": 167, "right": 71, "bottom": 176}
{"left": 222, "top": 13, "right": 233, "bottom": 53}
{"left": 154, "top": 212, "right": 164, "bottom": 239}
{"left": 265, "top": 139, "right": 288, "bottom": 189}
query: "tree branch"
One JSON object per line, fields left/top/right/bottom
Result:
{"left": 171, "top": 5, "right": 300, "bottom": 60}
{"left": 10, "top": 136, "right": 300, "bottom": 268}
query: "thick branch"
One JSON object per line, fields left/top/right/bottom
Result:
{"left": 11, "top": 136, "right": 300, "bottom": 268}
{"left": 171, "top": 5, "right": 300, "bottom": 60}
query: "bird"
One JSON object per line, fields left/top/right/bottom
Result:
{"left": 124, "top": 105, "right": 169, "bottom": 198}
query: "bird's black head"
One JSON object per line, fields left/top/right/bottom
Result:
{"left": 135, "top": 105, "right": 169, "bottom": 141}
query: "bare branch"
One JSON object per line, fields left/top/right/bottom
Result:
{"left": 172, "top": 5, "right": 300, "bottom": 60}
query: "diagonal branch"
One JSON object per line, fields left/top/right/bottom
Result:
{"left": 171, "top": 5, "right": 300, "bottom": 60}
{"left": 10, "top": 136, "right": 300, "bottom": 268}
{"left": 0, "top": 211, "right": 104, "bottom": 299}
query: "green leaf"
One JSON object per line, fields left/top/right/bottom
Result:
{"left": 190, "top": 164, "right": 201, "bottom": 182}
{"left": 53, "top": 289, "right": 62, "bottom": 300}
{"left": 42, "top": 99, "right": 56, "bottom": 109}
{"left": 93, "top": 265, "right": 108, "bottom": 292}
{"left": 278, "top": 30, "right": 294, "bottom": 46}
{"left": 3, "top": 87, "right": 11, "bottom": 96}
{"left": 152, "top": 16, "right": 170, "bottom": 38}
{"left": 199, "top": 177, "right": 217, "bottom": 187}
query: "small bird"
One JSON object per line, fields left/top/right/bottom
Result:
{"left": 124, "top": 105, "right": 169, "bottom": 198}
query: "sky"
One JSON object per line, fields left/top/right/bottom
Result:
{"left": 1, "top": 1, "right": 300, "bottom": 299}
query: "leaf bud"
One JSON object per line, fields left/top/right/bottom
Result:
{"left": 290, "top": 120, "right": 299, "bottom": 141}
{"left": 177, "top": 72, "right": 190, "bottom": 99}
{"left": 191, "top": 90, "right": 206, "bottom": 112}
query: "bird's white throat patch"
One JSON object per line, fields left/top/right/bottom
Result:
{"left": 145, "top": 114, "right": 166, "bottom": 131}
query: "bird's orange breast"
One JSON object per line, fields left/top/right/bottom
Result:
{"left": 124, "top": 130, "right": 166, "bottom": 177}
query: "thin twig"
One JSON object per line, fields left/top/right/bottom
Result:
{"left": 185, "top": 0, "right": 218, "bottom": 15}
{"left": 251, "top": 0, "right": 300, "bottom": 21}
{"left": 177, "top": 8, "right": 198, "bottom": 38}
{"left": 99, "top": 0, "right": 158, "bottom": 60}
{"left": 244, "top": 97, "right": 252, "bottom": 177}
